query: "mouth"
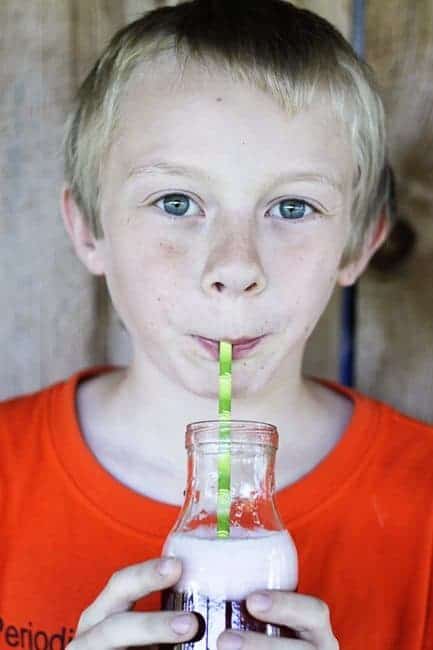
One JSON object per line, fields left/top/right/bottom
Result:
{"left": 192, "top": 335, "right": 267, "bottom": 361}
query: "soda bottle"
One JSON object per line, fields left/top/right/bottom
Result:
{"left": 161, "top": 420, "right": 298, "bottom": 649}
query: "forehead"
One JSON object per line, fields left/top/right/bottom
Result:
{"left": 108, "top": 57, "right": 353, "bottom": 187}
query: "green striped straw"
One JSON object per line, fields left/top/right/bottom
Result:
{"left": 217, "top": 341, "right": 232, "bottom": 539}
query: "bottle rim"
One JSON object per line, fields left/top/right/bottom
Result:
{"left": 185, "top": 420, "right": 278, "bottom": 449}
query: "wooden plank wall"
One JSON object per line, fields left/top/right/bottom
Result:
{"left": 1, "top": 1, "right": 101, "bottom": 398}
{"left": 358, "top": 3, "right": 433, "bottom": 421}
{"left": 1, "top": 1, "right": 432, "bottom": 423}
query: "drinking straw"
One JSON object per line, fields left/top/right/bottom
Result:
{"left": 217, "top": 341, "right": 232, "bottom": 538}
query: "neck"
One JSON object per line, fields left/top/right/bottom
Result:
{"left": 118, "top": 345, "right": 305, "bottom": 450}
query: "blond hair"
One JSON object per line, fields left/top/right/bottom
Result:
{"left": 63, "top": 0, "right": 388, "bottom": 263}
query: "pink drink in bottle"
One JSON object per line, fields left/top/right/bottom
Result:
{"left": 161, "top": 421, "right": 298, "bottom": 649}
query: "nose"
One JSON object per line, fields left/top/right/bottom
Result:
{"left": 201, "top": 228, "right": 267, "bottom": 298}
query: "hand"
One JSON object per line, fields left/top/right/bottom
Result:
{"left": 65, "top": 557, "right": 199, "bottom": 650}
{"left": 218, "top": 591, "right": 339, "bottom": 650}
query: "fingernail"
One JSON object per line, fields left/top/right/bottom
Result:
{"left": 249, "top": 592, "right": 272, "bottom": 611}
{"left": 219, "top": 633, "right": 244, "bottom": 650}
{"left": 170, "top": 614, "right": 193, "bottom": 635}
{"left": 157, "top": 557, "right": 177, "bottom": 576}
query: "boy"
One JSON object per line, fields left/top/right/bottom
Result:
{"left": 1, "top": 1, "right": 432, "bottom": 649}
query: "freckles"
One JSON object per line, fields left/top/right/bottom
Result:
{"left": 158, "top": 239, "right": 187, "bottom": 260}
{"left": 159, "top": 240, "right": 176, "bottom": 255}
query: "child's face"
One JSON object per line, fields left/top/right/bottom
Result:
{"left": 93, "top": 60, "right": 355, "bottom": 397}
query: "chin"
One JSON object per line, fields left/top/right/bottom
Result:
{"left": 180, "top": 359, "right": 274, "bottom": 400}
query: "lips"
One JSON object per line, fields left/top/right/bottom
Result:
{"left": 193, "top": 335, "right": 266, "bottom": 361}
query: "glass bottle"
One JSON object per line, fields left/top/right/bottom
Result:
{"left": 161, "top": 420, "right": 298, "bottom": 650}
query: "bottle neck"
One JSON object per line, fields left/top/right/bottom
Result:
{"left": 173, "top": 421, "right": 284, "bottom": 534}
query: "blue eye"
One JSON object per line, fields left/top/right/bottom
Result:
{"left": 152, "top": 194, "right": 316, "bottom": 221}
{"left": 269, "top": 199, "right": 315, "bottom": 220}
{"left": 154, "top": 193, "right": 201, "bottom": 218}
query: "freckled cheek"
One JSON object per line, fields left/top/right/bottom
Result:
{"left": 105, "top": 242, "right": 188, "bottom": 336}
{"left": 110, "top": 233, "right": 186, "bottom": 273}
{"left": 157, "top": 238, "right": 190, "bottom": 260}
{"left": 155, "top": 239, "right": 190, "bottom": 279}
{"left": 303, "top": 254, "right": 340, "bottom": 300}
{"left": 272, "top": 242, "right": 339, "bottom": 315}
{"left": 127, "top": 238, "right": 190, "bottom": 305}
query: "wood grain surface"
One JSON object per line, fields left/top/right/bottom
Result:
{"left": 356, "top": 2, "right": 433, "bottom": 421}
{"left": 0, "top": 1, "right": 98, "bottom": 397}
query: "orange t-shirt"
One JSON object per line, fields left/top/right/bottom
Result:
{"left": 0, "top": 365, "right": 432, "bottom": 650}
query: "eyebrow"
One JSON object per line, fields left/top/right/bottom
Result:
{"left": 128, "top": 161, "right": 210, "bottom": 182}
{"left": 127, "top": 160, "right": 345, "bottom": 194}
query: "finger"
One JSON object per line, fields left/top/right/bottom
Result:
{"left": 218, "top": 630, "right": 311, "bottom": 650}
{"left": 77, "top": 557, "right": 182, "bottom": 634}
{"left": 246, "top": 591, "right": 339, "bottom": 649}
{"left": 67, "top": 610, "right": 198, "bottom": 650}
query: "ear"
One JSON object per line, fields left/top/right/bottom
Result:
{"left": 337, "top": 209, "right": 391, "bottom": 287}
{"left": 60, "top": 185, "right": 105, "bottom": 276}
